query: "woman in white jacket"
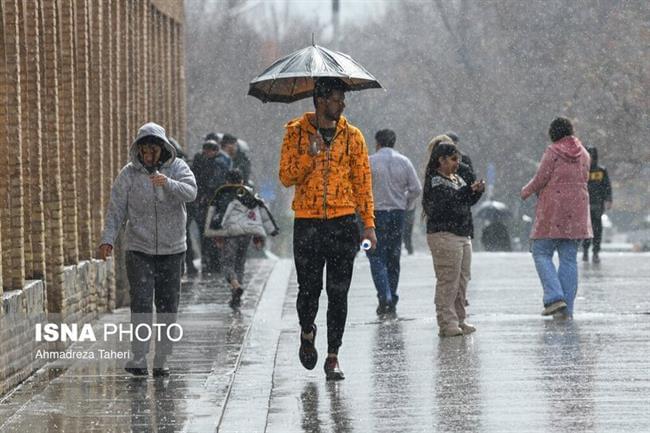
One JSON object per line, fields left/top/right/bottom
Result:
{"left": 98, "top": 122, "right": 197, "bottom": 376}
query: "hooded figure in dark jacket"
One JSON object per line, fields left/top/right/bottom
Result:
{"left": 192, "top": 138, "right": 231, "bottom": 273}
{"left": 582, "top": 147, "right": 612, "bottom": 263}
{"left": 99, "top": 122, "right": 197, "bottom": 377}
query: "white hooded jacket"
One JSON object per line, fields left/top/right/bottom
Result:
{"left": 101, "top": 122, "right": 197, "bottom": 255}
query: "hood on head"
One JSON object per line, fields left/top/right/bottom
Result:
{"left": 129, "top": 122, "right": 176, "bottom": 168}
{"left": 549, "top": 135, "right": 584, "bottom": 162}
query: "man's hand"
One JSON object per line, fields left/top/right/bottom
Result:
{"left": 150, "top": 172, "right": 167, "bottom": 186}
{"left": 362, "top": 227, "right": 377, "bottom": 251}
{"left": 307, "top": 132, "right": 326, "bottom": 156}
{"left": 98, "top": 244, "right": 113, "bottom": 260}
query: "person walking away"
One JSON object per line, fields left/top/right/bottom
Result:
{"left": 521, "top": 117, "right": 592, "bottom": 318}
{"left": 192, "top": 139, "right": 231, "bottom": 274}
{"left": 368, "top": 129, "right": 421, "bottom": 315}
{"left": 98, "top": 122, "right": 197, "bottom": 376}
{"left": 279, "top": 77, "right": 376, "bottom": 381}
{"left": 204, "top": 169, "right": 279, "bottom": 308}
{"left": 221, "top": 133, "right": 252, "bottom": 185}
{"left": 582, "top": 147, "right": 612, "bottom": 263}
{"left": 422, "top": 142, "right": 484, "bottom": 337}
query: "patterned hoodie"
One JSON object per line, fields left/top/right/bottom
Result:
{"left": 279, "top": 112, "right": 375, "bottom": 228}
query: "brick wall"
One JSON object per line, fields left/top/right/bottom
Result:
{"left": 0, "top": 0, "right": 185, "bottom": 397}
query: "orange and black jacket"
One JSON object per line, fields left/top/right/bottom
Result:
{"left": 279, "top": 112, "right": 375, "bottom": 229}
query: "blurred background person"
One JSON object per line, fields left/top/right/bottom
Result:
{"left": 422, "top": 142, "right": 484, "bottom": 337}
{"left": 367, "top": 128, "right": 421, "bottom": 315}
{"left": 583, "top": 146, "right": 613, "bottom": 263}
{"left": 521, "top": 117, "right": 591, "bottom": 318}
{"left": 191, "top": 137, "right": 231, "bottom": 274}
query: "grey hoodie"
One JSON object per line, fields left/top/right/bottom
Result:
{"left": 101, "top": 122, "right": 197, "bottom": 255}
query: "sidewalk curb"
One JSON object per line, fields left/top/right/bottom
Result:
{"left": 216, "top": 258, "right": 293, "bottom": 433}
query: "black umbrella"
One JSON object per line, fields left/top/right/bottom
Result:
{"left": 475, "top": 200, "right": 513, "bottom": 222}
{"left": 248, "top": 44, "right": 382, "bottom": 103}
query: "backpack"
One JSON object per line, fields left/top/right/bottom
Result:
{"left": 204, "top": 188, "right": 278, "bottom": 238}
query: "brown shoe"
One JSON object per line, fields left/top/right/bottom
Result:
{"left": 459, "top": 322, "right": 477, "bottom": 335}
{"left": 438, "top": 326, "right": 463, "bottom": 337}
{"left": 542, "top": 300, "right": 567, "bottom": 316}
{"left": 324, "top": 356, "right": 345, "bottom": 381}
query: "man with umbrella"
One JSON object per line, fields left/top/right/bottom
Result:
{"left": 279, "top": 77, "right": 376, "bottom": 381}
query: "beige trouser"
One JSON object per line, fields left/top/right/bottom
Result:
{"left": 427, "top": 232, "right": 472, "bottom": 330}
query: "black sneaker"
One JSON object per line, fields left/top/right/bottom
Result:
{"left": 592, "top": 252, "right": 600, "bottom": 263}
{"left": 125, "top": 357, "right": 148, "bottom": 376}
{"left": 324, "top": 356, "right": 345, "bottom": 381}
{"left": 153, "top": 366, "right": 170, "bottom": 377}
{"left": 153, "top": 354, "right": 169, "bottom": 377}
{"left": 299, "top": 324, "right": 318, "bottom": 370}
{"left": 229, "top": 287, "right": 244, "bottom": 308}
{"left": 582, "top": 250, "right": 589, "bottom": 262}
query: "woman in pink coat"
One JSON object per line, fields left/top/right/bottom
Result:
{"left": 521, "top": 117, "right": 592, "bottom": 318}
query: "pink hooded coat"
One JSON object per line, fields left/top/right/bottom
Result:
{"left": 521, "top": 136, "right": 593, "bottom": 239}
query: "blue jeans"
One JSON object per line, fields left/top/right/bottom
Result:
{"left": 531, "top": 239, "right": 579, "bottom": 315}
{"left": 367, "top": 210, "right": 405, "bottom": 306}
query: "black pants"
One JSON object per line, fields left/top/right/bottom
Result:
{"left": 294, "top": 215, "right": 359, "bottom": 354}
{"left": 197, "top": 205, "right": 221, "bottom": 273}
{"left": 185, "top": 215, "right": 197, "bottom": 274}
{"left": 583, "top": 210, "right": 603, "bottom": 253}
{"left": 222, "top": 235, "right": 252, "bottom": 285}
{"left": 126, "top": 251, "right": 184, "bottom": 358}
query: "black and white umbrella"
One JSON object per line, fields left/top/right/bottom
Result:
{"left": 248, "top": 44, "right": 382, "bottom": 103}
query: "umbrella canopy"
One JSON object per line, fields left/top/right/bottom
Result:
{"left": 475, "top": 200, "right": 513, "bottom": 222}
{"left": 248, "top": 44, "right": 382, "bottom": 103}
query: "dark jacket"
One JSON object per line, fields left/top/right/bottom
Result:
{"left": 233, "top": 149, "right": 252, "bottom": 184}
{"left": 587, "top": 165, "right": 612, "bottom": 214}
{"left": 458, "top": 154, "right": 475, "bottom": 185}
{"left": 422, "top": 172, "right": 483, "bottom": 237}
{"left": 456, "top": 156, "right": 476, "bottom": 236}
{"left": 192, "top": 151, "right": 231, "bottom": 209}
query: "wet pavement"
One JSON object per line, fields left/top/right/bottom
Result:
{"left": 1, "top": 252, "right": 649, "bottom": 432}
{"left": 0, "top": 259, "right": 275, "bottom": 432}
